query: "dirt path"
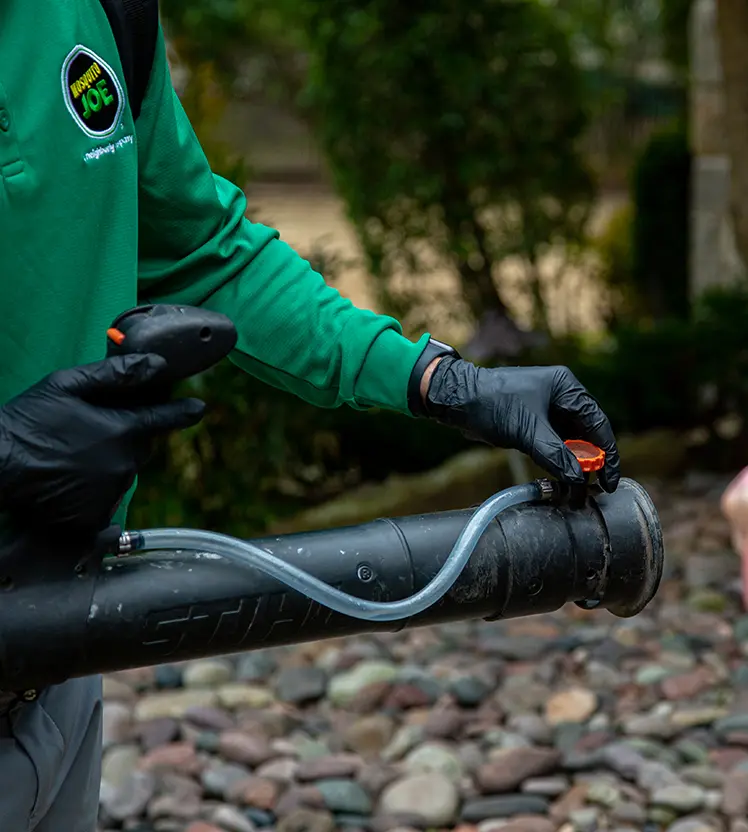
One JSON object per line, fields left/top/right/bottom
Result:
{"left": 245, "top": 182, "right": 627, "bottom": 345}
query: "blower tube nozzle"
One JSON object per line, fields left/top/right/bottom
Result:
{"left": 0, "top": 477, "right": 663, "bottom": 693}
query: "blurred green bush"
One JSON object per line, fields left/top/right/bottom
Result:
{"left": 295, "top": 0, "right": 595, "bottom": 333}
{"left": 526, "top": 285, "right": 748, "bottom": 445}
{"left": 162, "top": 0, "right": 596, "bottom": 334}
{"left": 591, "top": 200, "right": 635, "bottom": 325}
{"left": 536, "top": 115, "right": 746, "bottom": 452}
{"left": 630, "top": 119, "right": 691, "bottom": 322}
{"left": 593, "top": 119, "right": 691, "bottom": 327}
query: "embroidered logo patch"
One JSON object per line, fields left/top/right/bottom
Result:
{"left": 61, "top": 45, "right": 124, "bottom": 138}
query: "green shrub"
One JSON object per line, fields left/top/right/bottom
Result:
{"left": 294, "top": 0, "right": 596, "bottom": 330}
{"left": 589, "top": 119, "right": 691, "bottom": 328}
{"left": 591, "top": 201, "right": 635, "bottom": 325}
{"left": 526, "top": 285, "right": 748, "bottom": 439}
{"left": 630, "top": 119, "right": 691, "bottom": 322}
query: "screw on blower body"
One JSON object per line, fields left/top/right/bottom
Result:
{"left": 0, "top": 305, "right": 665, "bottom": 694}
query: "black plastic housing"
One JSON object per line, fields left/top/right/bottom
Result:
{"left": 0, "top": 478, "right": 663, "bottom": 691}
{"left": 106, "top": 304, "right": 238, "bottom": 385}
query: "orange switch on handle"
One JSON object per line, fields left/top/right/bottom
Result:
{"left": 106, "top": 328, "right": 126, "bottom": 346}
{"left": 565, "top": 439, "right": 606, "bottom": 473}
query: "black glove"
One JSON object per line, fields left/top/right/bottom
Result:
{"left": 421, "top": 357, "right": 620, "bottom": 492}
{"left": 0, "top": 353, "right": 206, "bottom": 534}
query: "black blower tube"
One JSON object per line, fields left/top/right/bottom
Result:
{"left": 0, "top": 478, "right": 663, "bottom": 693}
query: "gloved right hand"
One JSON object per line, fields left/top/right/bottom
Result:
{"left": 419, "top": 357, "right": 621, "bottom": 493}
{"left": 0, "top": 353, "right": 205, "bottom": 534}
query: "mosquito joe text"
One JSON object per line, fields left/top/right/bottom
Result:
{"left": 69, "top": 61, "right": 114, "bottom": 120}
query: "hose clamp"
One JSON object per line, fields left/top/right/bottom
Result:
{"left": 117, "top": 532, "right": 136, "bottom": 556}
{"left": 536, "top": 478, "right": 557, "bottom": 501}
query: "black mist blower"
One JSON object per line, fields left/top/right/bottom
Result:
{"left": 0, "top": 306, "right": 664, "bottom": 697}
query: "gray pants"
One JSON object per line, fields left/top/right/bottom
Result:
{"left": 0, "top": 676, "right": 102, "bottom": 831}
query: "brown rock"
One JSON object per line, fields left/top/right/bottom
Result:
{"left": 709, "top": 748, "right": 748, "bottom": 772}
{"left": 661, "top": 667, "right": 716, "bottom": 700}
{"left": 276, "top": 808, "right": 335, "bottom": 832}
{"left": 159, "top": 772, "right": 203, "bottom": 799}
{"left": 136, "top": 718, "right": 179, "bottom": 751}
{"left": 423, "top": 708, "right": 465, "bottom": 739}
{"left": 550, "top": 782, "right": 590, "bottom": 823}
{"left": 179, "top": 723, "right": 204, "bottom": 747}
{"left": 358, "top": 763, "right": 401, "bottom": 797}
{"left": 615, "top": 683, "right": 649, "bottom": 719}
{"left": 334, "top": 649, "right": 369, "bottom": 671}
{"left": 507, "top": 619, "right": 560, "bottom": 637}
{"left": 722, "top": 769, "right": 748, "bottom": 816}
{"left": 184, "top": 706, "right": 235, "bottom": 731}
{"left": 343, "top": 715, "right": 396, "bottom": 756}
{"left": 212, "top": 805, "right": 260, "bottom": 831}
{"left": 544, "top": 687, "right": 597, "bottom": 725}
{"left": 275, "top": 785, "right": 326, "bottom": 816}
{"left": 384, "top": 684, "right": 434, "bottom": 710}
{"left": 464, "top": 704, "right": 505, "bottom": 739}
{"left": 725, "top": 732, "right": 748, "bottom": 747}
{"left": 139, "top": 742, "right": 201, "bottom": 776}
{"left": 296, "top": 754, "right": 364, "bottom": 781}
{"left": 103, "top": 676, "right": 138, "bottom": 702}
{"left": 573, "top": 731, "right": 613, "bottom": 753}
{"left": 218, "top": 731, "right": 274, "bottom": 766}
{"left": 350, "top": 681, "right": 392, "bottom": 714}
{"left": 185, "top": 824, "right": 222, "bottom": 832}
{"left": 240, "top": 710, "right": 296, "bottom": 739}
{"left": 475, "top": 700, "right": 505, "bottom": 721}
{"left": 110, "top": 666, "right": 155, "bottom": 690}
{"left": 147, "top": 791, "right": 202, "bottom": 821}
{"left": 404, "top": 707, "right": 432, "bottom": 726}
{"left": 226, "top": 775, "right": 280, "bottom": 810}
{"left": 256, "top": 757, "right": 299, "bottom": 783}
{"left": 499, "top": 816, "right": 557, "bottom": 832}
{"left": 477, "top": 748, "right": 561, "bottom": 793}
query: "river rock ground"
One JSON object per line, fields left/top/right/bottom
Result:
{"left": 98, "top": 471, "right": 748, "bottom": 832}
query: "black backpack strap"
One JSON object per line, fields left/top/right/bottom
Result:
{"left": 98, "top": 0, "right": 160, "bottom": 121}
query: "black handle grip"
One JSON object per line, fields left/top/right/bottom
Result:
{"left": 106, "top": 304, "right": 238, "bottom": 385}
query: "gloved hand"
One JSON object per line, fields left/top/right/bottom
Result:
{"left": 0, "top": 353, "right": 205, "bottom": 534}
{"left": 421, "top": 357, "right": 620, "bottom": 492}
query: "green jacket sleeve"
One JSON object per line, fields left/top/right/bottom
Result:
{"left": 134, "top": 28, "right": 428, "bottom": 413}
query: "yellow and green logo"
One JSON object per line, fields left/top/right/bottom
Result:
{"left": 62, "top": 45, "right": 124, "bottom": 138}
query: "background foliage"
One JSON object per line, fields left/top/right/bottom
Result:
{"left": 128, "top": 0, "right": 748, "bottom": 535}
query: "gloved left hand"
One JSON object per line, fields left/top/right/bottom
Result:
{"left": 420, "top": 357, "right": 620, "bottom": 493}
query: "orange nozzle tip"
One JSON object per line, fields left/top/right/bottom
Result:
{"left": 565, "top": 439, "right": 606, "bottom": 473}
{"left": 106, "top": 328, "right": 126, "bottom": 346}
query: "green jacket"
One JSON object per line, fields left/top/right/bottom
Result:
{"left": 0, "top": 3, "right": 429, "bottom": 520}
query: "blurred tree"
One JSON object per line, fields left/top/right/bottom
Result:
{"left": 292, "top": 0, "right": 595, "bottom": 340}
{"left": 549, "top": 0, "right": 688, "bottom": 190}
{"left": 716, "top": 0, "right": 748, "bottom": 272}
{"left": 549, "top": 0, "right": 664, "bottom": 73}
{"left": 630, "top": 118, "right": 691, "bottom": 321}
{"left": 660, "top": 0, "right": 693, "bottom": 73}
{"left": 161, "top": 0, "right": 596, "bottom": 341}
{"left": 159, "top": 0, "right": 304, "bottom": 106}
{"left": 591, "top": 118, "right": 691, "bottom": 329}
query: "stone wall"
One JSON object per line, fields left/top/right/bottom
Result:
{"left": 690, "top": 0, "right": 746, "bottom": 297}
